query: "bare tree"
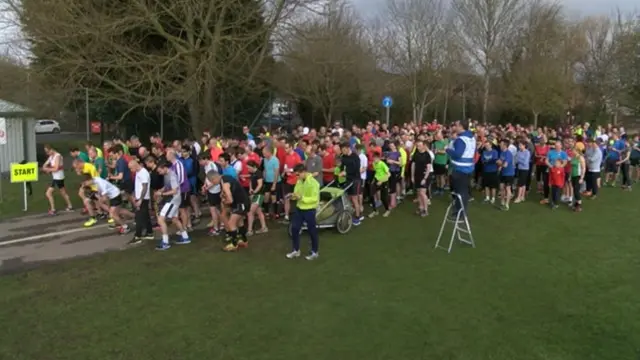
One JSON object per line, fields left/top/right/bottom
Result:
{"left": 451, "top": 0, "right": 527, "bottom": 123}
{"left": 376, "top": 0, "right": 448, "bottom": 124}
{"left": 502, "top": 2, "right": 580, "bottom": 126}
{"left": 275, "top": 1, "right": 376, "bottom": 126}
{"left": 6, "top": 0, "right": 317, "bottom": 134}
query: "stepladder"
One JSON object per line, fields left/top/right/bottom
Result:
{"left": 434, "top": 192, "right": 475, "bottom": 253}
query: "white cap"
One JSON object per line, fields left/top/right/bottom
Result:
{"left": 303, "top": 127, "right": 309, "bottom": 135}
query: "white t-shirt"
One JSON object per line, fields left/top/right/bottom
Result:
{"left": 94, "top": 177, "right": 121, "bottom": 199}
{"left": 134, "top": 168, "right": 151, "bottom": 200}
{"left": 192, "top": 142, "right": 202, "bottom": 155}
{"left": 204, "top": 162, "right": 221, "bottom": 194}
{"left": 358, "top": 153, "right": 368, "bottom": 181}
{"left": 231, "top": 159, "right": 242, "bottom": 174}
{"left": 46, "top": 153, "right": 65, "bottom": 180}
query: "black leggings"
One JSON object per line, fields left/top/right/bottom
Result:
{"left": 621, "top": 163, "right": 631, "bottom": 186}
{"left": 536, "top": 165, "right": 547, "bottom": 183}
{"left": 389, "top": 172, "right": 401, "bottom": 194}
{"left": 370, "top": 181, "right": 389, "bottom": 211}
{"left": 542, "top": 169, "right": 550, "bottom": 198}
{"left": 586, "top": 171, "right": 600, "bottom": 195}
{"left": 571, "top": 176, "right": 582, "bottom": 204}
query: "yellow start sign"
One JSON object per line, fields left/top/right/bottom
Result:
{"left": 10, "top": 162, "right": 39, "bottom": 183}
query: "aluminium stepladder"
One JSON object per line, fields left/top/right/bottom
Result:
{"left": 434, "top": 192, "right": 475, "bottom": 253}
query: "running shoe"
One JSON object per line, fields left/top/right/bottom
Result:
{"left": 222, "top": 243, "right": 238, "bottom": 252}
{"left": 174, "top": 237, "right": 192, "bottom": 245}
{"left": 127, "top": 237, "right": 143, "bottom": 245}
{"left": 305, "top": 252, "right": 319, "bottom": 261}
{"left": 286, "top": 250, "right": 301, "bottom": 259}
{"left": 47, "top": 210, "right": 57, "bottom": 216}
{"left": 382, "top": 210, "right": 391, "bottom": 217}
{"left": 107, "top": 218, "right": 115, "bottom": 225}
{"left": 208, "top": 228, "right": 219, "bottom": 236}
{"left": 141, "top": 234, "right": 155, "bottom": 240}
{"left": 255, "top": 227, "right": 268, "bottom": 234}
{"left": 237, "top": 240, "right": 249, "bottom": 249}
{"left": 119, "top": 226, "right": 131, "bottom": 234}
{"left": 155, "top": 242, "right": 171, "bottom": 251}
{"left": 83, "top": 218, "right": 98, "bottom": 227}
{"left": 368, "top": 211, "right": 379, "bottom": 218}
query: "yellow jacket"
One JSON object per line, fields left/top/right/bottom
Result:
{"left": 294, "top": 173, "right": 320, "bottom": 210}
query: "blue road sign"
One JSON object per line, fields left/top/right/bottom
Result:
{"left": 382, "top": 96, "right": 393, "bottom": 108}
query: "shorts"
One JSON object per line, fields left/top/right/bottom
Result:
{"left": 500, "top": 175, "right": 514, "bottom": 185}
{"left": 251, "top": 194, "right": 264, "bottom": 206}
{"left": 207, "top": 192, "right": 221, "bottom": 207}
{"left": 159, "top": 202, "right": 179, "bottom": 219}
{"left": 517, "top": 169, "right": 528, "bottom": 187}
{"left": 89, "top": 191, "right": 99, "bottom": 201}
{"left": 389, "top": 172, "right": 401, "bottom": 194}
{"left": 482, "top": 172, "right": 499, "bottom": 189}
{"left": 109, "top": 195, "right": 123, "bottom": 207}
{"left": 243, "top": 186, "right": 250, "bottom": 195}
{"left": 413, "top": 175, "right": 429, "bottom": 189}
{"left": 179, "top": 191, "right": 190, "bottom": 209}
{"left": 283, "top": 183, "right": 295, "bottom": 195}
{"left": 230, "top": 201, "right": 249, "bottom": 216}
{"left": 263, "top": 182, "right": 274, "bottom": 194}
{"left": 50, "top": 179, "right": 65, "bottom": 189}
{"left": 433, "top": 163, "right": 447, "bottom": 175}
{"left": 605, "top": 158, "right": 619, "bottom": 173}
{"left": 346, "top": 178, "right": 362, "bottom": 196}
{"left": 119, "top": 181, "right": 134, "bottom": 194}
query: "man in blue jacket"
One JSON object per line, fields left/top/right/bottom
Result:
{"left": 446, "top": 122, "right": 476, "bottom": 218}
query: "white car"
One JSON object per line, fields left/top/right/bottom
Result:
{"left": 35, "top": 119, "right": 61, "bottom": 134}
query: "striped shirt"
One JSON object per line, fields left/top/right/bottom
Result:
{"left": 171, "top": 160, "right": 191, "bottom": 193}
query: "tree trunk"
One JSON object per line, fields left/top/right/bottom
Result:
{"left": 533, "top": 111, "right": 539, "bottom": 128}
{"left": 482, "top": 74, "right": 490, "bottom": 123}
{"left": 442, "top": 88, "right": 449, "bottom": 124}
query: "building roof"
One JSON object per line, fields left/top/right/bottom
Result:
{"left": 0, "top": 99, "right": 30, "bottom": 114}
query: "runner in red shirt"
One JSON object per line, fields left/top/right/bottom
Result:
{"left": 319, "top": 144, "right": 335, "bottom": 184}
{"left": 282, "top": 142, "right": 302, "bottom": 221}
{"left": 534, "top": 137, "right": 550, "bottom": 193}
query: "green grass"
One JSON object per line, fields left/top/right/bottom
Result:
{"left": 0, "top": 176, "right": 83, "bottom": 218}
{"left": 1, "top": 187, "right": 640, "bottom": 359}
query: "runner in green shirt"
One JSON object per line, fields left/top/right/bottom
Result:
{"left": 368, "top": 151, "right": 391, "bottom": 218}
{"left": 70, "top": 147, "right": 90, "bottom": 162}
{"left": 432, "top": 133, "right": 448, "bottom": 194}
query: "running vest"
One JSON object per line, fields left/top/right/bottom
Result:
{"left": 571, "top": 156, "right": 582, "bottom": 177}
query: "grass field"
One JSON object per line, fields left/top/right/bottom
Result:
{"left": 0, "top": 175, "right": 83, "bottom": 218}
{"left": 1, "top": 186, "right": 639, "bottom": 360}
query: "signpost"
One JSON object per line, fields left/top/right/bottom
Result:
{"left": 0, "top": 117, "right": 5, "bottom": 203}
{"left": 10, "top": 162, "right": 38, "bottom": 212}
{"left": 382, "top": 96, "right": 393, "bottom": 127}
{"left": 0, "top": 117, "right": 6, "bottom": 145}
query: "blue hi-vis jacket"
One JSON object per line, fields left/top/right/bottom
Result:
{"left": 446, "top": 130, "right": 476, "bottom": 174}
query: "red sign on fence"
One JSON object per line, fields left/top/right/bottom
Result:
{"left": 90, "top": 121, "right": 101, "bottom": 134}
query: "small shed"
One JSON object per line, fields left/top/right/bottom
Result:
{"left": 0, "top": 99, "right": 37, "bottom": 174}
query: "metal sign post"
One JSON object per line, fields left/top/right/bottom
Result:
{"left": 382, "top": 96, "right": 393, "bottom": 127}
{"left": 10, "top": 162, "right": 39, "bottom": 212}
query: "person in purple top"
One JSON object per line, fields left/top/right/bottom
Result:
{"left": 166, "top": 149, "right": 193, "bottom": 232}
{"left": 386, "top": 141, "right": 402, "bottom": 208}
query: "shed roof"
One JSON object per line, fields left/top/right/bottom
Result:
{"left": 0, "top": 99, "right": 30, "bottom": 114}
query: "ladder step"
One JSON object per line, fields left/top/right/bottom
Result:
{"left": 455, "top": 227, "right": 470, "bottom": 233}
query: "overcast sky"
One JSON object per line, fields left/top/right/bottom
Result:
{"left": 351, "top": 0, "right": 638, "bottom": 17}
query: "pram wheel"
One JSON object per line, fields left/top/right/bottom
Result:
{"left": 336, "top": 210, "right": 352, "bottom": 234}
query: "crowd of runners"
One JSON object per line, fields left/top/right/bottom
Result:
{"left": 39, "top": 120, "right": 637, "bottom": 255}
